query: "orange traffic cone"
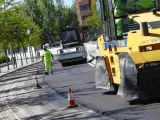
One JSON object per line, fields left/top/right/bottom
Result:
{"left": 34, "top": 76, "right": 42, "bottom": 89}
{"left": 68, "top": 88, "right": 78, "bottom": 108}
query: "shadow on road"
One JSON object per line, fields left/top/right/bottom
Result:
{"left": 0, "top": 76, "right": 43, "bottom": 87}
{"left": 9, "top": 92, "right": 52, "bottom": 106}
{"left": 102, "top": 101, "right": 160, "bottom": 120}
{"left": 24, "top": 108, "right": 104, "bottom": 120}
{"left": 129, "top": 98, "right": 160, "bottom": 105}
{"left": 61, "top": 61, "right": 87, "bottom": 67}
{"left": 102, "top": 91, "right": 117, "bottom": 95}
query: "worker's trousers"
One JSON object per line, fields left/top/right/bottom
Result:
{"left": 44, "top": 60, "right": 52, "bottom": 73}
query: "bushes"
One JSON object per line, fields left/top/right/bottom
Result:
{"left": 0, "top": 54, "right": 10, "bottom": 64}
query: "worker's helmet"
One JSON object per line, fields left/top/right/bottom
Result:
{"left": 43, "top": 45, "right": 47, "bottom": 50}
{"left": 43, "top": 45, "right": 47, "bottom": 49}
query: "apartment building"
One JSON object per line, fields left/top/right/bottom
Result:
{"left": 75, "top": 0, "right": 93, "bottom": 26}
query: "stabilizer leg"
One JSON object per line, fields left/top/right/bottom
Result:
{"left": 117, "top": 53, "right": 147, "bottom": 101}
{"left": 95, "top": 57, "right": 111, "bottom": 89}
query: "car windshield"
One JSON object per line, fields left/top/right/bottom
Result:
{"left": 61, "top": 30, "right": 78, "bottom": 43}
{"left": 52, "top": 42, "right": 60, "bottom": 47}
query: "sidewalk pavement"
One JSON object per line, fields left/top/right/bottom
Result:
{"left": 0, "top": 70, "right": 113, "bottom": 120}
{"left": 0, "top": 51, "right": 113, "bottom": 119}
{"left": 0, "top": 57, "right": 41, "bottom": 76}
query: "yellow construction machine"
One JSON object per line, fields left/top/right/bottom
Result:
{"left": 95, "top": 0, "right": 160, "bottom": 100}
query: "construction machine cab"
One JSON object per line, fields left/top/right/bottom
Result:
{"left": 60, "top": 27, "right": 84, "bottom": 48}
{"left": 95, "top": 0, "right": 160, "bottom": 101}
{"left": 96, "top": 0, "right": 156, "bottom": 41}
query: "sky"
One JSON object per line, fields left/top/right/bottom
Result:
{"left": 64, "top": 0, "right": 73, "bottom": 7}
{"left": 14, "top": 0, "right": 73, "bottom": 7}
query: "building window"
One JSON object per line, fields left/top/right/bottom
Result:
{"left": 80, "top": 5, "right": 90, "bottom": 11}
{"left": 82, "top": 16, "right": 89, "bottom": 21}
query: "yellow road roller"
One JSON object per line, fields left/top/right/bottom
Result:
{"left": 95, "top": 0, "right": 160, "bottom": 100}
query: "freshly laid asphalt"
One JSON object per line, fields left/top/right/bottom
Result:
{"left": 45, "top": 60, "right": 160, "bottom": 120}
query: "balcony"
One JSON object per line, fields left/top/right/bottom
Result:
{"left": 80, "top": 10, "right": 91, "bottom": 16}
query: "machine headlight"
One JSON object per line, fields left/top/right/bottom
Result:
{"left": 146, "top": 46, "right": 152, "bottom": 51}
{"left": 139, "top": 43, "right": 160, "bottom": 52}
{"left": 140, "top": 45, "right": 153, "bottom": 52}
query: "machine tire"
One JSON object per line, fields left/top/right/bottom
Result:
{"left": 95, "top": 57, "right": 110, "bottom": 89}
{"left": 82, "top": 58, "right": 87, "bottom": 63}
{"left": 61, "top": 63, "right": 67, "bottom": 67}
{"left": 138, "top": 61, "right": 160, "bottom": 100}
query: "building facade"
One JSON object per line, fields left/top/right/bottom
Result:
{"left": 75, "top": 0, "right": 93, "bottom": 26}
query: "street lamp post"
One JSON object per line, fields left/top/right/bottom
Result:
{"left": 27, "top": 29, "right": 34, "bottom": 63}
{"left": 27, "top": 2, "right": 35, "bottom": 63}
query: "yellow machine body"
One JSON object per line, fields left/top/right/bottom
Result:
{"left": 97, "top": 11, "right": 160, "bottom": 85}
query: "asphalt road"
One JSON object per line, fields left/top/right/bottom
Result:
{"left": 45, "top": 60, "right": 160, "bottom": 120}
{"left": 0, "top": 61, "right": 113, "bottom": 120}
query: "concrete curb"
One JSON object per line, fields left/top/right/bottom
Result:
{"left": 0, "top": 60, "right": 42, "bottom": 78}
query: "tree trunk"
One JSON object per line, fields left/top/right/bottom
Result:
{"left": 23, "top": 47, "right": 28, "bottom": 64}
{"left": 13, "top": 48, "right": 17, "bottom": 68}
{"left": 22, "top": 49, "right": 25, "bottom": 58}
{"left": 30, "top": 46, "right": 34, "bottom": 62}
{"left": 9, "top": 43, "right": 15, "bottom": 68}
{"left": 29, "top": 43, "right": 33, "bottom": 63}
{"left": 34, "top": 47, "right": 37, "bottom": 60}
{"left": 18, "top": 45, "right": 23, "bottom": 66}
{"left": 4, "top": 49, "right": 9, "bottom": 70}
{"left": 16, "top": 51, "right": 19, "bottom": 60}
{"left": 19, "top": 50, "right": 23, "bottom": 66}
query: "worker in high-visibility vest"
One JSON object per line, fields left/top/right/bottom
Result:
{"left": 42, "top": 45, "right": 54, "bottom": 75}
{"left": 114, "top": 0, "right": 154, "bottom": 36}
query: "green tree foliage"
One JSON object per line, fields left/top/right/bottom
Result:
{"left": 0, "top": 53, "right": 10, "bottom": 64}
{"left": 0, "top": 0, "right": 4, "bottom": 5}
{"left": 0, "top": 0, "right": 78, "bottom": 50}
{"left": 23, "top": 0, "right": 78, "bottom": 43}
{"left": 0, "top": 1, "right": 41, "bottom": 51}
{"left": 84, "top": 0, "right": 101, "bottom": 31}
